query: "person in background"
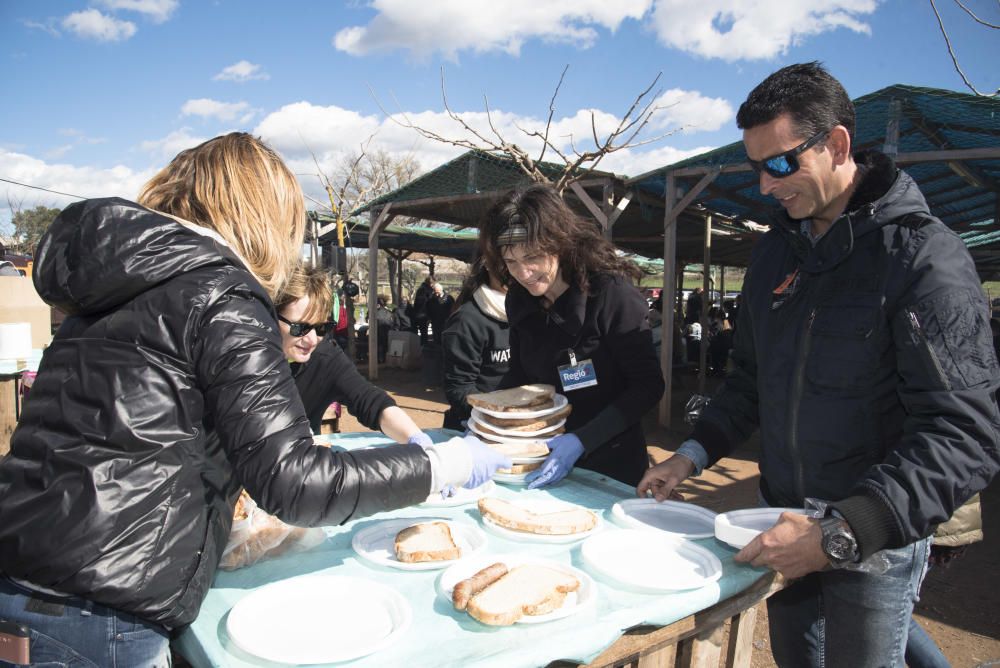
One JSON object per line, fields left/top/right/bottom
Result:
{"left": 373, "top": 294, "right": 396, "bottom": 363}
{"left": 278, "top": 267, "right": 428, "bottom": 443}
{"left": 684, "top": 286, "right": 703, "bottom": 325}
{"left": 441, "top": 255, "right": 510, "bottom": 430}
{"left": 395, "top": 297, "right": 413, "bottom": 333}
{"left": 638, "top": 62, "right": 1000, "bottom": 667}
{"left": 427, "top": 281, "right": 455, "bottom": 344}
{"left": 412, "top": 276, "right": 434, "bottom": 344}
{"left": 480, "top": 183, "right": 665, "bottom": 488}
{"left": 0, "top": 132, "right": 508, "bottom": 666}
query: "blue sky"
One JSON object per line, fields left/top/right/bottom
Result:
{"left": 1, "top": 0, "right": 997, "bottom": 229}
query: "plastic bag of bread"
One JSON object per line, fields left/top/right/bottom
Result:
{"left": 218, "top": 490, "right": 325, "bottom": 570}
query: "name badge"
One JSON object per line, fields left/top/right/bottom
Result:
{"left": 558, "top": 358, "right": 598, "bottom": 392}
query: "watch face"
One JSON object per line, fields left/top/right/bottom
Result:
{"left": 826, "top": 534, "right": 853, "bottom": 560}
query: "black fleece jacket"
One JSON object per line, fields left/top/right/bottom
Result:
{"left": 291, "top": 335, "right": 397, "bottom": 433}
{"left": 502, "top": 273, "right": 664, "bottom": 486}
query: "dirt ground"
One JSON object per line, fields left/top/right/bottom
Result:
{"left": 343, "top": 362, "right": 1000, "bottom": 668}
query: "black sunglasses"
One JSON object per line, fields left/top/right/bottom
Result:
{"left": 747, "top": 130, "right": 829, "bottom": 178}
{"left": 277, "top": 315, "right": 332, "bottom": 338}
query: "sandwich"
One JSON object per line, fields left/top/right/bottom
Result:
{"left": 394, "top": 521, "right": 461, "bottom": 562}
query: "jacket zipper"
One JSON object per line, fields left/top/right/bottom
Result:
{"left": 788, "top": 308, "right": 815, "bottom": 502}
{"left": 906, "top": 310, "right": 951, "bottom": 390}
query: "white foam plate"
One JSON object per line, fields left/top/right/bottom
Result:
{"left": 468, "top": 412, "right": 566, "bottom": 438}
{"left": 714, "top": 507, "right": 809, "bottom": 549}
{"left": 420, "top": 480, "right": 497, "bottom": 508}
{"left": 226, "top": 575, "right": 411, "bottom": 664}
{"left": 492, "top": 470, "right": 532, "bottom": 486}
{"left": 581, "top": 529, "right": 723, "bottom": 593}
{"left": 471, "top": 393, "right": 569, "bottom": 420}
{"left": 437, "top": 554, "right": 595, "bottom": 625}
{"left": 611, "top": 499, "right": 717, "bottom": 539}
{"left": 352, "top": 518, "right": 487, "bottom": 571}
{"left": 479, "top": 499, "right": 601, "bottom": 543}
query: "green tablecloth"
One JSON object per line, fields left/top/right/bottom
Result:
{"left": 174, "top": 429, "right": 767, "bottom": 667}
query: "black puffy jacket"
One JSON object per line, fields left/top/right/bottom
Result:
{"left": 693, "top": 153, "right": 1000, "bottom": 558}
{"left": 0, "top": 199, "right": 431, "bottom": 629}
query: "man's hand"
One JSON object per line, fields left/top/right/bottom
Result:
{"left": 734, "top": 512, "right": 829, "bottom": 579}
{"left": 636, "top": 455, "right": 695, "bottom": 501}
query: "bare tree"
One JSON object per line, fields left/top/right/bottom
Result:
{"left": 376, "top": 65, "right": 679, "bottom": 193}
{"left": 928, "top": 0, "right": 999, "bottom": 97}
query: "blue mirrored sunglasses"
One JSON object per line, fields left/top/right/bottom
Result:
{"left": 747, "top": 130, "right": 829, "bottom": 178}
{"left": 278, "top": 315, "right": 331, "bottom": 338}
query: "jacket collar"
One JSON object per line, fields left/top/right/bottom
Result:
{"left": 506, "top": 279, "right": 587, "bottom": 338}
{"left": 772, "top": 150, "right": 901, "bottom": 272}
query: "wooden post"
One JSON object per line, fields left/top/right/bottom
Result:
{"left": 659, "top": 173, "right": 678, "bottom": 428}
{"left": 698, "top": 215, "right": 712, "bottom": 395}
{"left": 367, "top": 206, "right": 395, "bottom": 380}
{"left": 0, "top": 375, "right": 20, "bottom": 456}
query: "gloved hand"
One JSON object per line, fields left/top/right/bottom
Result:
{"left": 526, "top": 433, "right": 584, "bottom": 489}
{"left": 407, "top": 432, "right": 434, "bottom": 448}
{"left": 439, "top": 484, "right": 457, "bottom": 499}
{"left": 461, "top": 435, "right": 512, "bottom": 489}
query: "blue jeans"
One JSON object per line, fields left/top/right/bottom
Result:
{"left": 767, "top": 537, "right": 932, "bottom": 668}
{"left": 0, "top": 575, "right": 170, "bottom": 667}
{"left": 906, "top": 616, "right": 950, "bottom": 668}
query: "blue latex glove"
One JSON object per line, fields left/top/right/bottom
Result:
{"left": 526, "top": 433, "right": 584, "bottom": 489}
{"left": 439, "top": 484, "right": 457, "bottom": 499}
{"left": 462, "top": 435, "right": 512, "bottom": 489}
{"left": 407, "top": 432, "right": 434, "bottom": 448}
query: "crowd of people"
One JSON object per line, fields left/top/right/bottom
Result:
{"left": 0, "top": 61, "right": 997, "bottom": 668}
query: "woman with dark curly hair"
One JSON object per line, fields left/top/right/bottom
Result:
{"left": 479, "top": 183, "right": 665, "bottom": 487}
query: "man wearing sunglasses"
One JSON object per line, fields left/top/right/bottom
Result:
{"left": 638, "top": 62, "right": 999, "bottom": 667}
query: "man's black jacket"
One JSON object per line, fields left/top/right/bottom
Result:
{"left": 693, "top": 152, "right": 1000, "bottom": 558}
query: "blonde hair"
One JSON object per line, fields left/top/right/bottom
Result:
{"left": 137, "top": 132, "right": 305, "bottom": 299}
{"left": 276, "top": 265, "right": 333, "bottom": 322}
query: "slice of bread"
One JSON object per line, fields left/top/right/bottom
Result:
{"left": 467, "top": 384, "right": 556, "bottom": 412}
{"left": 394, "top": 522, "right": 461, "bottom": 562}
{"left": 478, "top": 497, "right": 597, "bottom": 535}
{"left": 466, "top": 564, "right": 580, "bottom": 626}
{"left": 481, "top": 403, "right": 573, "bottom": 431}
{"left": 485, "top": 440, "right": 550, "bottom": 458}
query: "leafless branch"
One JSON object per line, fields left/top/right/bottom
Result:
{"left": 952, "top": 0, "right": 1000, "bottom": 28}
{"left": 929, "top": 0, "right": 999, "bottom": 96}
{"left": 537, "top": 65, "right": 569, "bottom": 164}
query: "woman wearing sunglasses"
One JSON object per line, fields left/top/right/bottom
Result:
{"left": 276, "top": 265, "right": 433, "bottom": 446}
{"left": 0, "top": 133, "right": 506, "bottom": 666}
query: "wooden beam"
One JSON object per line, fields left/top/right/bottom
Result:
{"left": 368, "top": 205, "right": 395, "bottom": 380}
{"left": 699, "top": 215, "right": 712, "bottom": 394}
{"left": 668, "top": 168, "right": 722, "bottom": 223}
{"left": 894, "top": 146, "right": 1000, "bottom": 168}
{"left": 570, "top": 180, "right": 609, "bottom": 231}
{"left": 607, "top": 191, "right": 633, "bottom": 228}
{"left": 659, "top": 173, "right": 678, "bottom": 428}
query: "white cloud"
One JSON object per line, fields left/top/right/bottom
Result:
{"left": 181, "top": 99, "right": 253, "bottom": 122}
{"left": 213, "top": 60, "right": 270, "bottom": 82}
{"left": 334, "top": 0, "right": 652, "bottom": 58}
{"left": 138, "top": 128, "right": 209, "bottom": 159}
{"left": 96, "top": 0, "right": 179, "bottom": 23}
{"left": 0, "top": 149, "right": 154, "bottom": 226}
{"left": 651, "top": 89, "right": 734, "bottom": 132}
{"left": 61, "top": 9, "right": 137, "bottom": 42}
{"left": 648, "top": 0, "right": 876, "bottom": 61}
{"left": 22, "top": 19, "right": 60, "bottom": 37}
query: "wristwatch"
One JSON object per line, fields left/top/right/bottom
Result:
{"left": 819, "top": 512, "right": 859, "bottom": 568}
